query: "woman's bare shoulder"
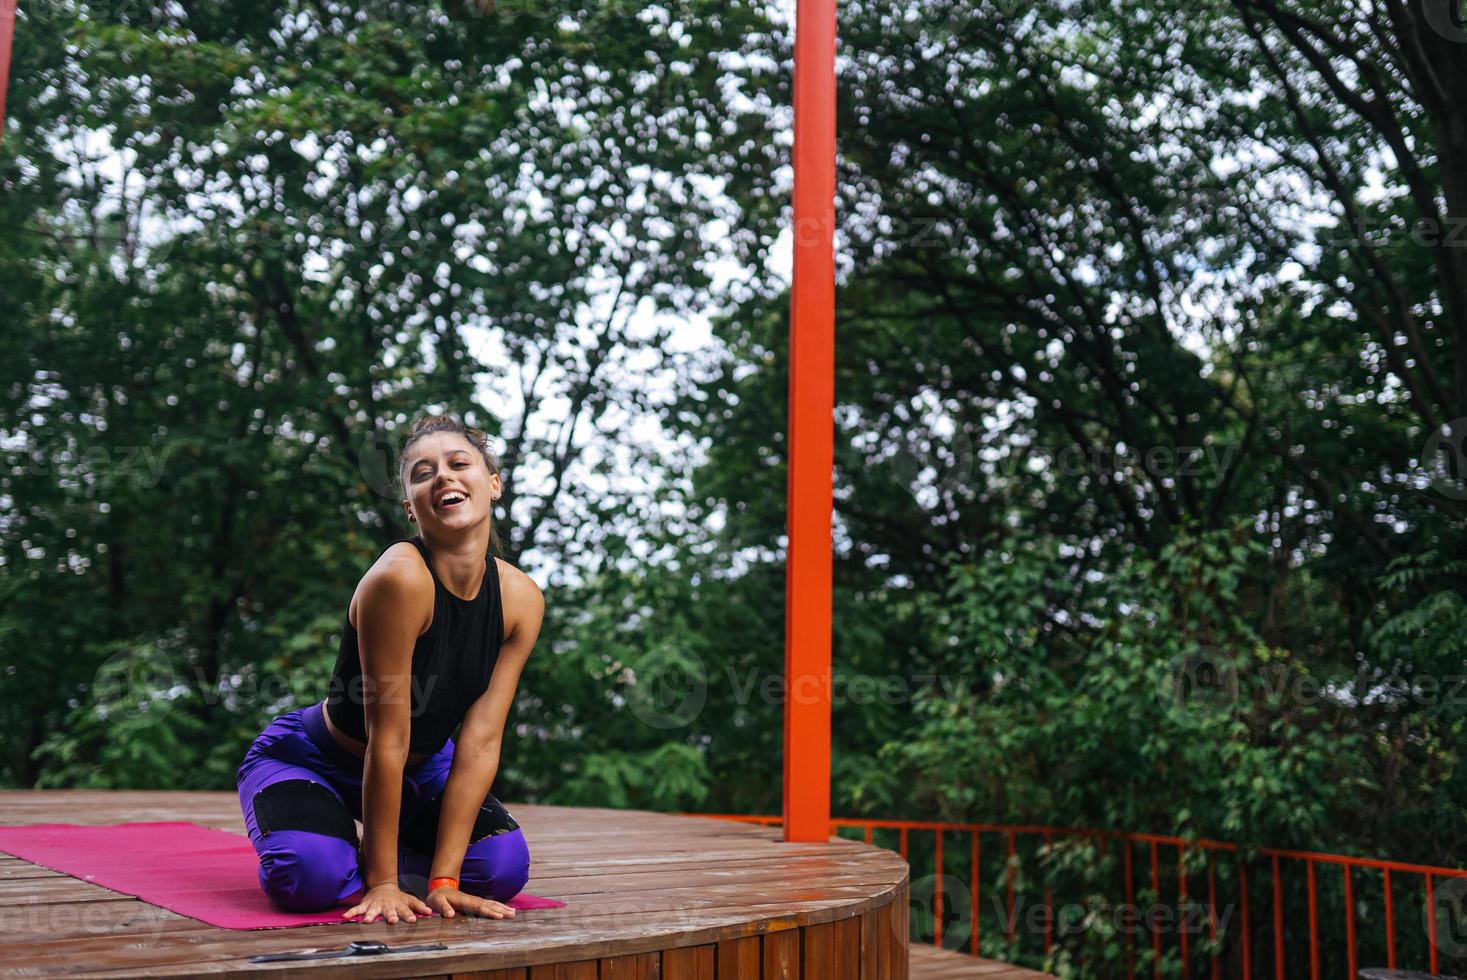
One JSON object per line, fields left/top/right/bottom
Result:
{"left": 360, "top": 541, "right": 433, "bottom": 593}
{"left": 349, "top": 542, "right": 434, "bottom": 632}
{"left": 494, "top": 557, "right": 545, "bottom": 639}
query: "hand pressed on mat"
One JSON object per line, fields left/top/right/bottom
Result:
{"left": 426, "top": 884, "right": 517, "bottom": 920}
{"left": 343, "top": 882, "right": 432, "bottom": 924}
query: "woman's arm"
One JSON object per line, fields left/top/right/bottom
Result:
{"left": 343, "top": 554, "right": 434, "bottom": 923}
{"left": 426, "top": 566, "right": 544, "bottom": 917}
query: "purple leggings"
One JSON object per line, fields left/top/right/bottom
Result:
{"left": 236, "top": 702, "right": 530, "bottom": 913}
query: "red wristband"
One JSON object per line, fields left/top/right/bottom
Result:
{"left": 428, "top": 876, "right": 459, "bottom": 893}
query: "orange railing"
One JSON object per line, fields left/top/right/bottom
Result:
{"left": 688, "top": 814, "right": 1467, "bottom": 978}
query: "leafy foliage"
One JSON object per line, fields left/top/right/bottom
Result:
{"left": 4, "top": 0, "right": 1466, "bottom": 976}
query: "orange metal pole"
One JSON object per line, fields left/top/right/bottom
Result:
{"left": 1007, "top": 831, "right": 1017, "bottom": 946}
{"left": 781, "top": 0, "right": 837, "bottom": 846}
{"left": 1178, "top": 844, "right": 1189, "bottom": 979}
{"left": 1306, "top": 858, "right": 1319, "bottom": 980}
{"left": 1272, "top": 855, "right": 1284, "bottom": 980}
{"left": 1240, "top": 861, "right": 1252, "bottom": 979}
{"left": 1207, "top": 857, "right": 1219, "bottom": 980}
{"left": 1427, "top": 874, "right": 1439, "bottom": 975}
{"left": 971, "top": 831, "right": 980, "bottom": 956}
{"left": 1125, "top": 841, "right": 1136, "bottom": 980}
{"left": 1044, "top": 831, "right": 1054, "bottom": 955}
{"left": 1343, "top": 866, "right": 1356, "bottom": 980}
{"left": 1383, "top": 867, "right": 1396, "bottom": 967}
{"left": 0, "top": 0, "right": 17, "bottom": 143}
{"left": 1151, "top": 841, "right": 1162, "bottom": 980}
{"left": 935, "top": 830, "right": 944, "bottom": 947}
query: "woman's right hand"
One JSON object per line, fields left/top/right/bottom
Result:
{"left": 343, "top": 883, "right": 433, "bottom": 924}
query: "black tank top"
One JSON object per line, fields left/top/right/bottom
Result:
{"left": 325, "top": 536, "right": 505, "bottom": 755}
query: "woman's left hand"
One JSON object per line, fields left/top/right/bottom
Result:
{"left": 425, "top": 885, "right": 518, "bottom": 920}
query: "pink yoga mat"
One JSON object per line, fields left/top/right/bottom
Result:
{"left": 0, "top": 821, "right": 566, "bottom": 930}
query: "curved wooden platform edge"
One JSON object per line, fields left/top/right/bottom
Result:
{"left": 1, "top": 791, "right": 911, "bottom": 979}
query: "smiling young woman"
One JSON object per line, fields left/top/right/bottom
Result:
{"left": 235, "top": 413, "right": 545, "bottom": 925}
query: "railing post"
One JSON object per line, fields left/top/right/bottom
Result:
{"left": 1383, "top": 867, "right": 1396, "bottom": 968}
{"left": 935, "top": 830, "right": 944, "bottom": 947}
{"left": 1043, "top": 830, "right": 1054, "bottom": 956}
{"left": 1343, "top": 865, "right": 1356, "bottom": 980}
{"left": 1125, "top": 839, "right": 1136, "bottom": 980}
{"left": 1306, "top": 858, "right": 1318, "bottom": 980}
{"left": 1207, "top": 855, "right": 1219, "bottom": 980}
{"left": 1426, "top": 873, "right": 1439, "bottom": 975}
{"left": 971, "top": 831, "right": 980, "bottom": 957}
{"left": 1007, "top": 831, "right": 1018, "bottom": 948}
{"left": 1271, "top": 855, "right": 1284, "bottom": 980}
{"left": 1179, "top": 843, "right": 1190, "bottom": 980}
{"left": 1150, "top": 841, "right": 1162, "bottom": 980}
{"left": 1240, "top": 860, "right": 1252, "bottom": 980}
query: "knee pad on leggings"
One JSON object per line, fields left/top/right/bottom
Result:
{"left": 460, "top": 828, "right": 530, "bottom": 903}
{"left": 399, "top": 793, "right": 519, "bottom": 854}
{"left": 252, "top": 780, "right": 361, "bottom": 912}
{"left": 254, "top": 779, "right": 360, "bottom": 846}
{"left": 401, "top": 795, "right": 528, "bottom": 902}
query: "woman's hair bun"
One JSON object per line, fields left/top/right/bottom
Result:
{"left": 401, "top": 413, "right": 497, "bottom": 463}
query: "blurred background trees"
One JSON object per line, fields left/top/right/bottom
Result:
{"left": 3, "top": 0, "right": 1465, "bottom": 973}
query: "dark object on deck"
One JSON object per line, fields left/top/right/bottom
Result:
{"left": 249, "top": 940, "right": 448, "bottom": 963}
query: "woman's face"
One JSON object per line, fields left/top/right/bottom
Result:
{"left": 400, "top": 432, "right": 501, "bottom": 532}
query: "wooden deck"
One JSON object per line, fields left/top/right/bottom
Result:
{"left": 908, "top": 945, "right": 1051, "bottom": 979}
{"left": 1, "top": 791, "right": 1045, "bottom": 978}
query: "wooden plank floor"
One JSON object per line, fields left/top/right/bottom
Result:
{"left": 0, "top": 791, "right": 1043, "bottom": 978}
{"left": 908, "top": 944, "right": 1053, "bottom": 979}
